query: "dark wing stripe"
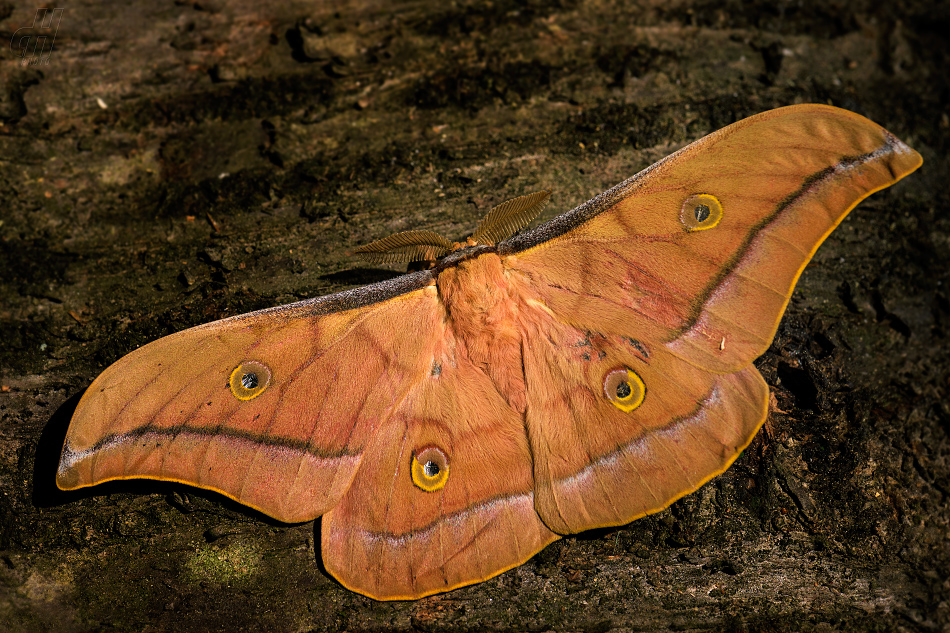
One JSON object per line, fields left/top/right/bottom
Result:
{"left": 497, "top": 118, "right": 907, "bottom": 262}
{"left": 674, "top": 142, "right": 902, "bottom": 338}
{"left": 59, "top": 422, "right": 359, "bottom": 470}
{"left": 349, "top": 492, "right": 534, "bottom": 542}
{"left": 552, "top": 381, "right": 716, "bottom": 491}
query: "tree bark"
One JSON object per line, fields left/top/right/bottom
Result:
{"left": 1, "top": 1, "right": 947, "bottom": 631}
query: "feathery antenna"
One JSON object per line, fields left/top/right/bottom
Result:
{"left": 353, "top": 230, "right": 453, "bottom": 264}
{"left": 354, "top": 190, "right": 551, "bottom": 264}
{"left": 470, "top": 190, "right": 550, "bottom": 246}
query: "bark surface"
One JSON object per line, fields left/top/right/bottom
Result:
{"left": 0, "top": 1, "right": 947, "bottom": 631}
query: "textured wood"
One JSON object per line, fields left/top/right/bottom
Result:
{"left": 1, "top": 0, "right": 947, "bottom": 630}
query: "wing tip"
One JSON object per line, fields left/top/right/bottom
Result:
{"left": 56, "top": 438, "right": 83, "bottom": 491}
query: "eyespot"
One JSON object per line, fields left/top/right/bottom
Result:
{"left": 411, "top": 446, "right": 449, "bottom": 492}
{"left": 229, "top": 361, "right": 271, "bottom": 400}
{"left": 603, "top": 368, "right": 645, "bottom": 413}
{"left": 680, "top": 194, "right": 723, "bottom": 231}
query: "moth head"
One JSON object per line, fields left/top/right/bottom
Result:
{"left": 411, "top": 445, "right": 449, "bottom": 492}
{"left": 680, "top": 193, "right": 723, "bottom": 231}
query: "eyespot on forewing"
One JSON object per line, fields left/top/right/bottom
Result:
{"left": 680, "top": 194, "right": 723, "bottom": 231}
{"left": 229, "top": 360, "right": 271, "bottom": 400}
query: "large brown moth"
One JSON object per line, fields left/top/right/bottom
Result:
{"left": 57, "top": 104, "right": 922, "bottom": 599}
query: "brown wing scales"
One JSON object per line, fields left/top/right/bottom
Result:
{"left": 57, "top": 289, "right": 443, "bottom": 523}
{"left": 57, "top": 105, "right": 922, "bottom": 600}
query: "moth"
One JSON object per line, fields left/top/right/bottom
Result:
{"left": 57, "top": 105, "right": 922, "bottom": 599}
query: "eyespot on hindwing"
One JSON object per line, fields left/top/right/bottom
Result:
{"left": 411, "top": 446, "right": 449, "bottom": 492}
{"left": 603, "top": 367, "right": 646, "bottom": 412}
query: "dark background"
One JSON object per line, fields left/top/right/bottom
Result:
{"left": 1, "top": 1, "right": 947, "bottom": 631}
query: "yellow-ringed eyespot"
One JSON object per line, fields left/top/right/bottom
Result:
{"left": 411, "top": 446, "right": 449, "bottom": 492}
{"left": 680, "top": 194, "right": 723, "bottom": 231}
{"left": 229, "top": 360, "right": 271, "bottom": 400}
{"left": 603, "top": 367, "right": 645, "bottom": 412}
